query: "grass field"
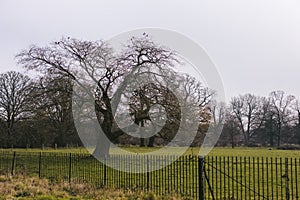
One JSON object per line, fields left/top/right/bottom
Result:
{"left": 2, "top": 146, "right": 300, "bottom": 158}
{"left": 1, "top": 147, "right": 300, "bottom": 199}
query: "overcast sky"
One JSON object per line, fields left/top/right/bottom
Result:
{"left": 0, "top": 0, "right": 300, "bottom": 102}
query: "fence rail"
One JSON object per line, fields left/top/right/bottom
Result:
{"left": 0, "top": 151, "right": 299, "bottom": 200}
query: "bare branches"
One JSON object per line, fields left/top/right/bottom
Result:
{"left": 0, "top": 71, "right": 34, "bottom": 147}
{"left": 230, "top": 94, "right": 267, "bottom": 145}
{"left": 269, "top": 90, "right": 296, "bottom": 146}
{"left": 117, "top": 35, "right": 178, "bottom": 71}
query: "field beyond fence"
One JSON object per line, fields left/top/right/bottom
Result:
{"left": 0, "top": 151, "right": 299, "bottom": 200}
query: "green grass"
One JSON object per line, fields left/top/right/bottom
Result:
{"left": 109, "top": 146, "right": 300, "bottom": 158}
{"left": 1, "top": 147, "right": 300, "bottom": 199}
{"left": 2, "top": 146, "right": 300, "bottom": 158}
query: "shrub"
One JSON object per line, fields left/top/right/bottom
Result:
{"left": 277, "top": 144, "right": 300, "bottom": 150}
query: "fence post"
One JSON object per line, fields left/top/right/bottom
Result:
{"left": 103, "top": 157, "right": 107, "bottom": 187}
{"left": 38, "top": 152, "right": 42, "bottom": 178}
{"left": 285, "top": 158, "right": 290, "bottom": 200}
{"left": 198, "top": 156, "right": 205, "bottom": 200}
{"left": 68, "top": 153, "right": 72, "bottom": 183}
{"left": 146, "top": 155, "right": 150, "bottom": 190}
{"left": 11, "top": 151, "right": 16, "bottom": 175}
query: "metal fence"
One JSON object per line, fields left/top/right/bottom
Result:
{"left": 203, "top": 156, "right": 300, "bottom": 200}
{"left": 0, "top": 151, "right": 299, "bottom": 200}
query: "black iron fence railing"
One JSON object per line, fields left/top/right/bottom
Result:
{"left": 0, "top": 151, "right": 299, "bottom": 200}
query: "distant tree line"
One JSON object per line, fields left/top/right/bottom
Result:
{"left": 0, "top": 35, "right": 299, "bottom": 152}
{"left": 0, "top": 71, "right": 80, "bottom": 148}
{"left": 215, "top": 91, "right": 300, "bottom": 148}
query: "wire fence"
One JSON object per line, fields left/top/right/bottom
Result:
{"left": 0, "top": 151, "right": 299, "bottom": 200}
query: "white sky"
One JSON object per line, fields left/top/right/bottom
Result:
{"left": 0, "top": 0, "right": 300, "bottom": 102}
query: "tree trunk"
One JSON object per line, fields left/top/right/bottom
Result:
{"left": 148, "top": 136, "right": 155, "bottom": 147}
{"left": 6, "top": 123, "right": 14, "bottom": 148}
{"left": 6, "top": 129, "right": 11, "bottom": 148}
{"left": 92, "top": 138, "right": 110, "bottom": 159}
{"left": 270, "top": 132, "right": 274, "bottom": 147}
{"left": 92, "top": 103, "right": 113, "bottom": 158}
{"left": 297, "top": 125, "right": 300, "bottom": 145}
{"left": 140, "top": 138, "right": 146, "bottom": 147}
{"left": 230, "top": 134, "right": 235, "bottom": 149}
{"left": 140, "top": 120, "right": 145, "bottom": 147}
{"left": 269, "top": 117, "right": 274, "bottom": 147}
{"left": 242, "top": 132, "right": 248, "bottom": 146}
{"left": 298, "top": 114, "right": 300, "bottom": 145}
{"left": 277, "top": 124, "right": 281, "bottom": 147}
{"left": 92, "top": 93, "right": 116, "bottom": 158}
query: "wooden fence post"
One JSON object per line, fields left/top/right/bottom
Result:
{"left": 198, "top": 156, "right": 205, "bottom": 200}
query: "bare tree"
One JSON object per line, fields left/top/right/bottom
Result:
{"left": 230, "top": 94, "right": 267, "bottom": 146}
{"left": 209, "top": 100, "right": 226, "bottom": 129}
{"left": 126, "top": 82, "right": 181, "bottom": 146}
{"left": 269, "top": 90, "right": 295, "bottom": 147}
{"left": 179, "top": 74, "right": 214, "bottom": 138}
{"left": 221, "top": 113, "right": 241, "bottom": 148}
{"left": 0, "top": 71, "right": 33, "bottom": 147}
{"left": 122, "top": 72, "right": 214, "bottom": 147}
{"left": 34, "top": 74, "right": 76, "bottom": 147}
{"left": 207, "top": 100, "right": 227, "bottom": 145}
{"left": 17, "top": 35, "right": 178, "bottom": 157}
{"left": 291, "top": 100, "right": 300, "bottom": 145}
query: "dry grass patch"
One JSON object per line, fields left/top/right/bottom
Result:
{"left": 0, "top": 175, "right": 190, "bottom": 200}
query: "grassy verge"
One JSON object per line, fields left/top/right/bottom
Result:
{"left": 0, "top": 175, "right": 190, "bottom": 200}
